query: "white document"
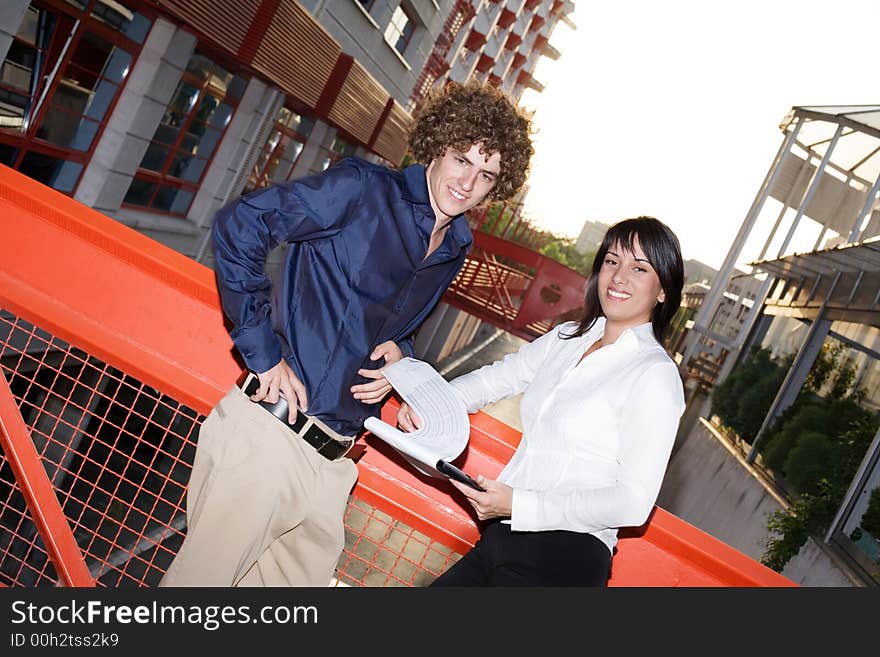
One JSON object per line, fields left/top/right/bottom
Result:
{"left": 363, "top": 357, "right": 470, "bottom": 479}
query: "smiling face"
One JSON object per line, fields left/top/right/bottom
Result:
{"left": 425, "top": 143, "right": 501, "bottom": 224}
{"left": 597, "top": 237, "right": 666, "bottom": 332}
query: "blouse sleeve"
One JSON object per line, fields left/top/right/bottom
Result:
{"left": 448, "top": 326, "right": 563, "bottom": 413}
{"left": 511, "top": 359, "right": 685, "bottom": 532}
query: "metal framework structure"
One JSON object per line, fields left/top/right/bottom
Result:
{"left": 683, "top": 106, "right": 880, "bottom": 380}
{"left": 679, "top": 105, "right": 880, "bottom": 583}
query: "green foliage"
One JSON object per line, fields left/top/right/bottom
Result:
{"left": 804, "top": 341, "right": 864, "bottom": 402}
{"left": 761, "top": 398, "right": 870, "bottom": 474}
{"left": 762, "top": 480, "right": 838, "bottom": 572}
{"left": 782, "top": 431, "right": 842, "bottom": 495}
{"left": 861, "top": 488, "right": 880, "bottom": 538}
{"left": 832, "top": 415, "right": 879, "bottom": 488}
{"left": 539, "top": 239, "right": 595, "bottom": 276}
{"left": 760, "top": 407, "right": 878, "bottom": 571}
{"left": 734, "top": 373, "right": 788, "bottom": 443}
{"left": 477, "top": 204, "right": 562, "bottom": 254}
{"left": 710, "top": 347, "right": 788, "bottom": 443}
{"left": 716, "top": 340, "right": 879, "bottom": 572}
{"left": 804, "top": 342, "right": 842, "bottom": 392}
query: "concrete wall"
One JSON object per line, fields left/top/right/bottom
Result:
{"left": 658, "top": 411, "right": 788, "bottom": 560}
{"left": 0, "top": 1, "right": 29, "bottom": 62}
{"left": 413, "top": 302, "right": 486, "bottom": 365}
{"left": 657, "top": 392, "right": 859, "bottom": 585}
{"left": 782, "top": 538, "right": 860, "bottom": 586}
{"left": 307, "top": 0, "right": 451, "bottom": 105}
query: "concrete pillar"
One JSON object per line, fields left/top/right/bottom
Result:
{"left": 413, "top": 303, "right": 487, "bottom": 365}
{"left": 190, "top": 78, "right": 284, "bottom": 262}
{"left": 413, "top": 303, "right": 452, "bottom": 359}
{"left": 289, "top": 120, "right": 335, "bottom": 179}
{"left": 0, "top": 0, "right": 30, "bottom": 62}
{"left": 449, "top": 313, "right": 481, "bottom": 354}
{"left": 418, "top": 304, "right": 459, "bottom": 363}
{"left": 74, "top": 18, "right": 196, "bottom": 214}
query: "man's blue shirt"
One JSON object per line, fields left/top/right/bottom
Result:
{"left": 212, "top": 157, "right": 473, "bottom": 436}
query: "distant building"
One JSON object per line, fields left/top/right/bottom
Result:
{"left": 683, "top": 258, "right": 717, "bottom": 287}
{"left": 575, "top": 219, "right": 608, "bottom": 254}
{"left": 667, "top": 270, "right": 760, "bottom": 372}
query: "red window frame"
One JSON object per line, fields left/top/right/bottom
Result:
{"left": 242, "top": 104, "right": 314, "bottom": 193}
{"left": 0, "top": 0, "right": 151, "bottom": 195}
{"left": 320, "top": 134, "right": 356, "bottom": 171}
{"left": 122, "top": 53, "right": 247, "bottom": 217}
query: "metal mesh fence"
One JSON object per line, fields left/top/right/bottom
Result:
{"left": 0, "top": 310, "right": 461, "bottom": 587}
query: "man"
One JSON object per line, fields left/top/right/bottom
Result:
{"left": 159, "top": 81, "right": 533, "bottom": 586}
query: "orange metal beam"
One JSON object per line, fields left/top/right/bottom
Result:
{"left": 0, "top": 165, "right": 239, "bottom": 417}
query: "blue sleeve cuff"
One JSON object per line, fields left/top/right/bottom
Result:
{"left": 230, "top": 322, "right": 283, "bottom": 373}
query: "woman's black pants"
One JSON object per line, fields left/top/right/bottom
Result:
{"left": 430, "top": 520, "right": 611, "bottom": 587}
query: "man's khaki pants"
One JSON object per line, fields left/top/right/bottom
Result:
{"left": 159, "top": 386, "right": 358, "bottom": 587}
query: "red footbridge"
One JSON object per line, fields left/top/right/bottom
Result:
{"left": 0, "top": 165, "right": 793, "bottom": 587}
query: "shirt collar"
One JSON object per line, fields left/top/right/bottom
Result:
{"left": 402, "top": 162, "right": 430, "bottom": 204}
{"left": 402, "top": 161, "right": 473, "bottom": 250}
{"left": 594, "top": 317, "right": 657, "bottom": 351}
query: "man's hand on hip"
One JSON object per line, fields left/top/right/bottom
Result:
{"left": 254, "top": 360, "right": 308, "bottom": 422}
{"left": 351, "top": 340, "right": 403, "bottom": 404}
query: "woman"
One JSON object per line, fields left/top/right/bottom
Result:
{"left": 397, "top": 216, "right": 686, "bottom": 586}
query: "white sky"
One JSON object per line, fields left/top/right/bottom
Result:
{"left": 519, "top": 0, "right": 880, "bottom": 270}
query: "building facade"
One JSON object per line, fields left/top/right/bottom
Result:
{"left": 574, "top": 218, "right": 608, "bottom": 254}
{"left": 0, "top": 1, "right": 576, "bottom": 587}
{"left": 0, "top": 0, "right": 573, "bottom": 266}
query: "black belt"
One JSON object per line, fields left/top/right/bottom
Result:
{"left": 238, "top": 372, "right": 360, "bottom": 461}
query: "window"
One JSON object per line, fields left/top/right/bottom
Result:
{"left": 320, "top": 135, "right": 355, "bottom": 171}
{"left": 243, "top": 105, "right": 314, "bottom": 193}
{"left": 0, "top": 0, "right": 151, "bottom": 193}
{"left": 816, "top": 334, "right": 880, "bottom": 584}
{"left": 383, "top": 5, "right": 415, "bottom": 56}
{"left": 123, "top": 53, "right": 246, "bottom": 216}
{"left": 356, "top": 0, "right": 376, "bottom": 11}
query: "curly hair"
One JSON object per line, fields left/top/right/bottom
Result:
{"left": 408, "top": 80, "right": 533, "bottom": 201}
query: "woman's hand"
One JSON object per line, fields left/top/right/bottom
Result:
{"left": 351, "top": 340, "right": 404, "bottom": 404}
{"left": 450, "top": 477, "right": 512, "bottom": 521}
{"left": 396, "top": 402, "right": 422, "bottom": 432}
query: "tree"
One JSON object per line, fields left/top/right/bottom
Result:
{"left": 710, "top": 347, "right": 788, "bottom": 443}
{"left": 539, "top": 239, "right": 595, "bottom": 276}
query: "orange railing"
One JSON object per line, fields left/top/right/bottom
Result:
{"left": 0, "top": 165, "right": 794, "bottom": 587}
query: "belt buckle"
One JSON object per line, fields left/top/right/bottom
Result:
{"left": 238, "top": 370, "right": 366, "bottom": 462}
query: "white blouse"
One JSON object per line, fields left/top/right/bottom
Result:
{"left": 450, "top": 317, "right": 685, "bottom": 554}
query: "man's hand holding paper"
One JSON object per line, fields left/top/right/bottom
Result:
{"left": 363, "top": 358, "right": 471, "bottom": 481}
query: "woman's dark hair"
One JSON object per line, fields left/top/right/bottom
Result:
{"left": 563, "top": 216, "right": 684, "bottom": 343}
